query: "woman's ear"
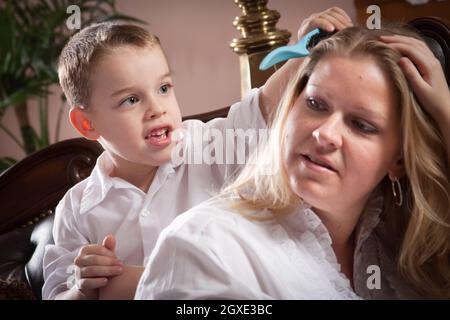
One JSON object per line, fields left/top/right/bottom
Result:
{"left": 69, "top": 107, "right": 100, "bottom": 140}
{"left": 388, "top": 157, "right": 405, "bottom": 180}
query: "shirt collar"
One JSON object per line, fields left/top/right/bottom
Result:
{"left": 79, "top": 151, "right": 178, "bottom": 215}
{"left": 285, "top": 188, "right": 384, "bottom": 253}
{"left": 79, "top": 152, "right": 115, "bottom": 215}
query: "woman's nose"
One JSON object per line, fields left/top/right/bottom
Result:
{"left": 312, "top": 115, "right": 343, "bottom": 150}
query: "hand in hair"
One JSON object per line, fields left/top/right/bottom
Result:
{"left": 297, "top": 6, "right": 353, "bottom": 40}
{"left": 261, "top": 7, "right": 353, "bottom": 125}
{"left": 380, "top": 34, "right": 450, "bottom": 164}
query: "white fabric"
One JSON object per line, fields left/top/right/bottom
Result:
{"left": 135, "top": 196, "right": 361, "bottom": 300}
{"left": 135, "top": 188, "right": 423, "bottom": 300}
{"left": 42, "top": 88, "right": 266, "bottom": 300}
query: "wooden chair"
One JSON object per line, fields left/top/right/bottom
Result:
{"left": 0, "top": 16, "right": 448, "bottom": 300}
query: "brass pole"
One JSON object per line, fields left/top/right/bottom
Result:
{"left": 230, "top": 0, "right": 291, "bottom": 97}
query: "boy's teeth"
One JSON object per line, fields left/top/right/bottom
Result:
{"left": 151, "top": 128, "right": 168, "bottom": 137}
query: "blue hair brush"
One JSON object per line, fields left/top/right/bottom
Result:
{"left": 259, "top": 28, "right": 335, "bottom": 70}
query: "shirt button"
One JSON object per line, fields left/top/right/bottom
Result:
{"left": 141, "top": 209, "right": 150, "bottom": 217}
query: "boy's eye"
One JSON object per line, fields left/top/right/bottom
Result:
{"left": 158, "top": 84, "right": 171, "bottom": 94}
{"left": 351, "top": 119, "right": 378, "bottom": 134}
{"left": 306, "top": 97, "right": 327, "bottom": 111}
{"left": 120, "top": 96, "right": 140, "bottom": 107}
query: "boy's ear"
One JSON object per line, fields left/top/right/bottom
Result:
{"left": 69, "top": 107, "right": 100, "bottom": 140}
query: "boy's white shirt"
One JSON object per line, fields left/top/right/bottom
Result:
{"left": 42, "top": 88, "right": 266, "bottom": 300}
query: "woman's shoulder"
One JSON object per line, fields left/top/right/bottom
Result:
{"left": 162, "top": 195, "right": 266, "bottom": 242}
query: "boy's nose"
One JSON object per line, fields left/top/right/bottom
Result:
{"left": 144, "top": 104, "right": 166, "bottom": 120}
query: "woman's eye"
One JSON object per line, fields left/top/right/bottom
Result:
{"left": 306, "top": 98, "right": 326, "bottom": 111}
{"left": 120, "top": 96, "right": 140, "bottom": 108}
{"left": 352, "top": 119, "right": 378, "bottom": 134}
{"left": 158, "top": 84, "right": 171, "bottom": 94}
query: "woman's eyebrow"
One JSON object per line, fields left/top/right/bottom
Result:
{"left": 353, "top": 106, "right": 387, "bottom": 122}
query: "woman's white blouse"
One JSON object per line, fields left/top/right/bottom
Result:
{"left": 135, "top": 196, "right": 361, "bottom": 300}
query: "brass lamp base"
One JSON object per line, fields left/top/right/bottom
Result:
{"left": 230, "top": 0, "right": 291, "bottom": 97}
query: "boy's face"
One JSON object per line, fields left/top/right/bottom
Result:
{"left": 85, "top": 45, "right": 182, "bottom": 168}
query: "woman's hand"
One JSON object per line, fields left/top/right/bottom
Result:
{"left": 380, "top": 34, "right": 450, "bottom": 164}
{"left": 380, "top": 34, "right": 450, "bottom": 120}
{"left": 297, "top": 7, "right": 353, "bottom": 40}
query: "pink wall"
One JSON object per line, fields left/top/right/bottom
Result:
{"left": 0, "top": 0, "right": 356, "bottom": 160}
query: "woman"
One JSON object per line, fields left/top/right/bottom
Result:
{"left": 135, "top": 22, "right": 450, "bottom": 299}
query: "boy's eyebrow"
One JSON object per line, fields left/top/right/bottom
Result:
{"left": 111, "top": 72, "right": 172, "bottom": 97}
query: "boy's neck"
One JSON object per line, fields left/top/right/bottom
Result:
{"left": 107, "top": 153, "right": 158, "bottom": 193}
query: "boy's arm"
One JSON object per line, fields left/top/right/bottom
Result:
{"left": 259, "top": 7, "right": 354, "bottom": 125}
{"left": 42, "top": 192, "right": 89, "bottom": 300}
{"left": 259, "top": 58, "right": 305, "bottom": 125}
{"left": 98, "top": 265, "right": 144, "bottom": 300}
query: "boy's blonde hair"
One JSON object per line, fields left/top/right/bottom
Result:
{"left": 223, "top": 26, "right": 450, "bottom": 299}
{"left": 58, "top": 22, "right": 160, "bottom": 108}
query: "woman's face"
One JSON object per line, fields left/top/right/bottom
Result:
{"left": 283, "top": 55, "right": 402, "bottom": 214}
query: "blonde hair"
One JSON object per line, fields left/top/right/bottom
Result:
{"left": 58, "top": 22, "right": 160, "bottom": 108}
{"left": 223, "top": 26, "right": 450, "bottom": 298}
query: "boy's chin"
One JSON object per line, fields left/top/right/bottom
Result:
{"left": 148, "top": 147, "right": 175, "bottom": 166}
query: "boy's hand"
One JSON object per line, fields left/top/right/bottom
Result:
{"left": 73, "top": 235, "right": 123, "bottom": 299}
{"left": 297, "top": 7, "right": 353, "bottom": 40}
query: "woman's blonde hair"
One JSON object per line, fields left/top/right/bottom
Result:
{"left": 223, "top": 26, "right": 450, "bottom": 298}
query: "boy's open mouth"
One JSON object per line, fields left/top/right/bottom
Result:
{"left": 144, "top": 125, "right": 172, "bottom": 147}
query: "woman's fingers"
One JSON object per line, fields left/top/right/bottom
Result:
{"left": 398, "top": 57, "right": 429, "bottom": 94}
{"left": 380, "top": 34, "right": 450, "bottom": 119}
{"left": 379, "top": 35, "right": 438, "bottom": 84}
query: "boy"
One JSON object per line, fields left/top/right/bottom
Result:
{"left": 42, "top": 22, "right": 270, "bottom": 300}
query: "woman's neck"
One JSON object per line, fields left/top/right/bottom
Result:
{"left": 107, "top": 153, "right": 158, "bottom": 193}
{"left": 313, "top": 199, "right": 367, "bottom": 285}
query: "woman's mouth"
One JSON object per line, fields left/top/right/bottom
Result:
{"left": 301, "top": 154, "right": 337, "bottom": 173}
